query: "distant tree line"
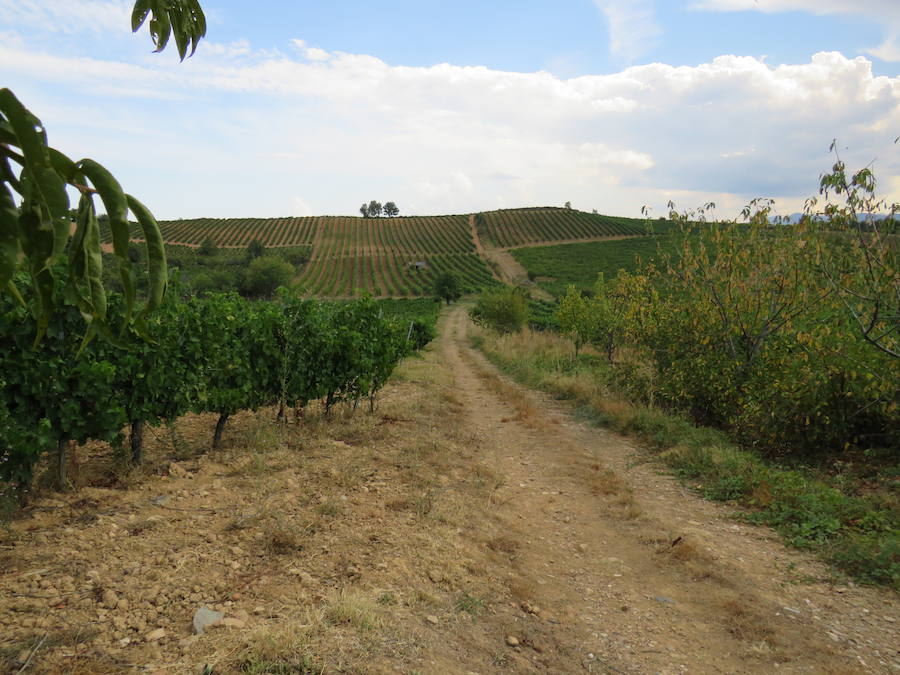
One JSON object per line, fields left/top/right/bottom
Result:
{"left": 360, "top": 201, "right": 399, "bottom": 218}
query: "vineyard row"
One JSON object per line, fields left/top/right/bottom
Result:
{"left": 0, "top": 289, "right": 426, "bottom": 494}
{"left": 296, "top": 253, "right": 496, "bottom": 297}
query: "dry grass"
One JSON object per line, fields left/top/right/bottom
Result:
{"left": 325, "top": 591, "right": 381, "bottom": 631}
{"left": 721, "top": 596, "right": 775, "bottom": 643}
{"left": 487, "top": 535, "right": 519, "bottom": 555}
{"left": 264, "top": 525, "right": 304, "bottom": 555}
{"left": 477, "top": 372, "right": 547, "bottom": 430}
{"left": 589, "top": 467, "right": 626, "bottom": 496}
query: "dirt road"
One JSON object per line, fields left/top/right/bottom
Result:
{"left": 0, "top": 306, "right": 896, "bottom": 674}
{"left": 430, "top": 306, "right": 898, "bottom": 673}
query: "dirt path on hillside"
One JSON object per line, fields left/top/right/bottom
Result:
{"left": 499, "top": 234, "right": 648, "bottom": 252}
{"left": 468, "top": 214, "right": 488, "bottom": 261}
{"left": 0, "top": 308, "right": 896, "bottom": 674}
{"left": 470, "top": 215, "right": 554, "bottom": 301}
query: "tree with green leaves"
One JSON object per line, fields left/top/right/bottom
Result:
{"left": 810, "top": 145, "right": 899, "bottom": 359}
{"left": 367, "top": 200, "right": 383, "bottom": 218}
{"left": 246, "top": 238, "right": 265, "bottom": 261}
{"left": 383, "top": 202, "right": 400, "bottom": 217}
{"left": 556, "top": 285, "right": 598, "bottom": 357}
{"left": 241, "top": 256, "right": 294, "bottom": 298}
{"left": 433, "top": 271, "right": 461, "bottom": 305}
{"left": 198, "top": 236, "right": 218, "bottom": 257}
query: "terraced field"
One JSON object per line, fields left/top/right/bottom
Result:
{"left": 475, "top": 207, "right": 648, "bottom": 248}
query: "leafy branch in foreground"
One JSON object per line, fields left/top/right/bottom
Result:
{"left": 0, "top": 0, "right": 207, "bottom": 341}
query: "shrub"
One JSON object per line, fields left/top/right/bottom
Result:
{"left": 279, "top": 247, "right": 311, "bottom": 267}
{"left": 198, "top": 237, "right": 218, "bottom": 256}
{"left": 470, "top": 286, "right": 528, "bottom": 334}
{"left": 241, "top": 256, "right": 295, "bottom": 298}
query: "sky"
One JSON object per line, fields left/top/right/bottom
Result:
{"left": 1, "top": 0, "right": 899, "bottom": 220}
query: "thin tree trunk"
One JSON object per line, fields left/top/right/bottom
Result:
{"left": 56, "top": 437, "right": 69, "bottom": 491}
{"left": 213, "top": 413, "right": 229, "bottom": 450}
{"left": 130, "top": 419, "right": 144, "bottom": 466}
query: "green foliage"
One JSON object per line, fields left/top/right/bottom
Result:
{"left": 241, "top": 256, "right": 294, "bottom": 298}
{"left": 376, "top": 298, "right": 439, "bottom": 350}
{"left": 574, "top": 195, "right": 900, "bottom": 454}
{"left": 277, "top": 246, "right": 311, "bottom": 267}
{"left": 131, "top": 0, "right": 207, "bottom": 61}
{"left": 0, "top": 279, "right": 127, "bottom": 489}
{"left": 526, "top": 297, "right": 559, "bottom": 331}
{"left": 198, "top": 236, "right": 217, "bottom": 256}
{"left": 1, "top": 285, "right": 417, "bottom": 493}
{"left": 511, "top": 236, "right": 676, "bottom": 298}
{"left": 811, "top": 149, "right": 899, "bottom": 359}
{"left": 1, "top": 1, "right": 206, "bottom": 340}
{"left": 0, "top": 90, "right": 168, "bottom": 345}
{"left": 246, "top": 239, "right": 266, "bottom": 261}
{"left": 470, "top": 286, "right": 529, "bottom": 334}
{"left": 433, "top": 271, "right": 462, "bottom": 305}
{"left": 556, "top": 286, "right": 597, "bottom": 356}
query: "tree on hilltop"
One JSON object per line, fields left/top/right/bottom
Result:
{"left": 368, "top": 200, "right": 383, "bottom": 218}
{"left": 383, "top": 202, "right": 399, "bottom": 217}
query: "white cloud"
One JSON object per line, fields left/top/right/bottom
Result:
{"left": 1, "top": 35, "right": 898, "bottom": 219}
{"left": 0, "top": 0, "right": 131, "bottom": 35}
{"left": 593, "top": 0, "right": 662, "bottom": 62}
{"left": 691, "top": 0, "right": 900, "bottom": 62}
{"left": 690, "top": 0, "right": 900, "bottom": 19}
{"left": 305, "top": 47, "right": 330, "bottom": 62}
{"left": 867, "top": 33, "right": 900, "bottom": 62}
{"left": 291, "top": 39, "right": 330, "bottom": 62}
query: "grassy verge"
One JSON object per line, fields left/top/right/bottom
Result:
{"left": 472, "top": 329, "right": 899, "bottom": 590}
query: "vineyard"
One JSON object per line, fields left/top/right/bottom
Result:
{"left": 297, "top": 215, "right": 494, "bottom": 297}
{"left": 475, "top": 207, "right": 648, "bottom": 249}
{"left": 100, "top": 209, "right": 657, "bottom": 297}
{"left": 511, "top": 236, "right": 677, "bottom": 298}
{"left": 0, "top": 282, "right": 423, "bottom": 494}
{"left": 101, "top": 216, "right": 320, "bottom": 249}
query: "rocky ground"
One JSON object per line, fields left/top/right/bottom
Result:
{"left": 0, "top": 306, "right": 897, "bottom": 674}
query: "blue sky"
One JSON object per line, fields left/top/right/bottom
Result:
{"left": 2, "top": 0, "right": 899, "bottom": 219}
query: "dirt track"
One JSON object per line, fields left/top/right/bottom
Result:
{"left": 0, "top": 307, "right": 897, "bottom": 673}
{"left": 432, "top": 306, "right": 898, "bottom": 673}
